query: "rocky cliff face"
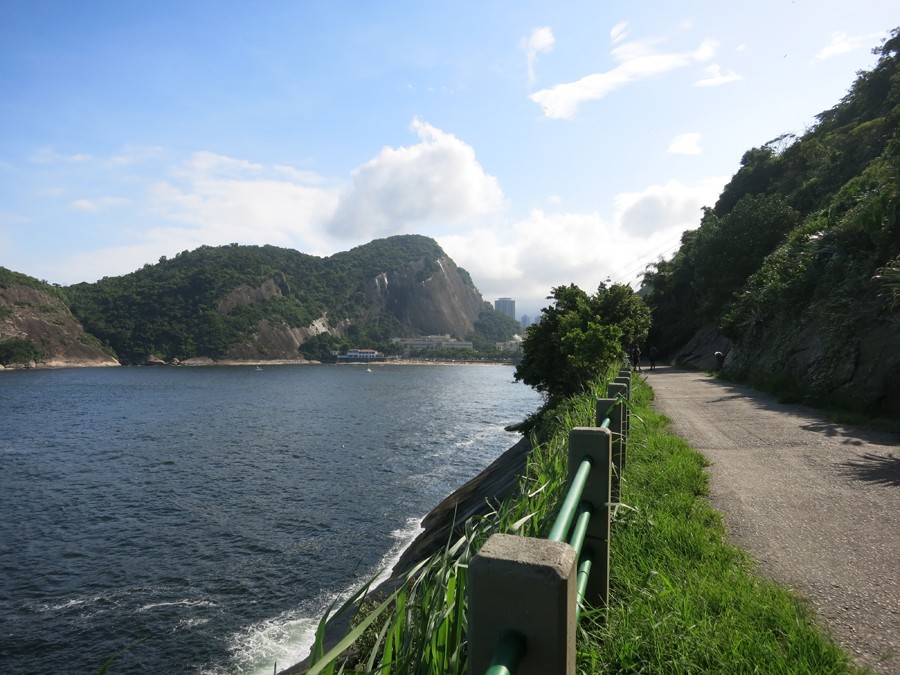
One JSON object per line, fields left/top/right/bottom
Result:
{"left": 224, "top": 315, "right": 342, "bottom": 361}
{"left": 674, "top": 301, "right": 900, "bottom": 414}
{"left": 0, "top": 285, "right": 119, "bottom": 369}
{"left": 364, "top": 256, "right": 483, "bottom": 338}
{"left": 223, "top": 255, "right": 483, "bottom": 360}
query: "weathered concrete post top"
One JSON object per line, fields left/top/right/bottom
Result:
{"left": 468, "top": 534, "right": 577, "bottom": 674}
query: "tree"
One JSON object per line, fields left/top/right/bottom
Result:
{"left": 514, "top": 283, "right": 650, "bottom": 403}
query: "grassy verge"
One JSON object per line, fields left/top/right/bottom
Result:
{"left": 304, "top": 371, "right": 860, "bottom": 674}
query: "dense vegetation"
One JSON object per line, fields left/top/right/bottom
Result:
{"left": 58, "top": 235, "right": 506, "bottom": 363}
{"left": 0, "top": 266, "right": 67, "bottom": 301}
{"left": 642, "top": 28, "right": 900, "bottom": 412}
{"left": 514, "top": 282, "right": 651, "bottom": 413}
{"left": 0, "top": 337, "right": 47, "bottom": 366}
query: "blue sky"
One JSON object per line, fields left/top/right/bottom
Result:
{"left": 1, "top": 1, "right": 896, "bottom": 319}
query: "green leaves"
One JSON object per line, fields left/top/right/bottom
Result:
{"left": 515, "top": 283, "right": 649, "bottom": 405}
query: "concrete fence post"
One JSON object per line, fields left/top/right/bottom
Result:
{"left": 613, "top": 373, "right": 631, "bottom": 443}
{"left": 596, "top": 391, "right": 625, "bottom": 503}
{"left": 468, "top": 534, "right": 577, "bottom": 675}
{"left": 568, "top": 427, "right": 612, "bottom": 609}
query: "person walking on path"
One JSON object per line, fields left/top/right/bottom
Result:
{"left": 649, "top": 366, "right": 900, "bottom": 674}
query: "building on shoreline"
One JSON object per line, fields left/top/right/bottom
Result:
{"left": 335, "top": 348, "right": 386, "bottom": 362}
{"left": 391, "top": 335, "right": 473, "bottom": 353}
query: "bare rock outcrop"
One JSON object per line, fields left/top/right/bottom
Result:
{"left": 363, "top": 256, "right": 483, "bottom": 338}
{"left": 0, "top": 285, "right": 119, "bottom": 369}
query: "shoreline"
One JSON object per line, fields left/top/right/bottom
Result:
{"left": 277, "top": 434, "right": 533, "bottom": 675}
{"left": 1, "top": 357, "right": 518, "bottom": 370}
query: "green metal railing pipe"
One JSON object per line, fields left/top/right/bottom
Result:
{"left": 485, "top": 630, "right": 526, "bottom": 675}
{"left": 575, "top": 555, "right": 593, "bottom": 623}
{"left": 568, "top": 503, "right": 593, "bottom": 621}
{"left": 547, "top": 457, "right": 592, "bottom": 542}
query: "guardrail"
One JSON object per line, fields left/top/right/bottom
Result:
{"left": 468, "top": 369, "right": 632, "bottom": 675}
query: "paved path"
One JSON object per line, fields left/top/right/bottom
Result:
{"left": 648, "top": 366, "right": 900, "bottom": 674}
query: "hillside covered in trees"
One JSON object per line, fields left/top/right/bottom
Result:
{"left": 641, "top": 28, "right": 900, "bottom": 415}
{"left": 1, "top": 235, "right": 521, "bottom": 366}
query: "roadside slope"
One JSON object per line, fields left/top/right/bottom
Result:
{"left": 649, "top": 366, "right": 900, "bottom": 673}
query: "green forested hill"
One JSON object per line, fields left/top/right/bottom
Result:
{"left": 642, "top": 28, "right": 900, "bottom": 415}
{"left": 59, "top": 234, "right": 489, "bottom": 363}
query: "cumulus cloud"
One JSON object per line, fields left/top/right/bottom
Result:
{"left": 148, "top": 151, "right": 340, "bottom": 253}
{"left": 327, "top": 118, "right": 504, "bottom": 239}
{"left": 667, "top": 132, "right": 702, "bottom": 155}
{"left": 814, "top": 30, "right": 885, "bottom": 61}
{"left": 530, "top": 35, "right": 718, "bottom": 119}
{"left": 614, "top": 177, "right": 725, "bottom": 237}
{"left": 694, "top": 63, "right": 742, "bottom": 87}
{"left": 439, "top": 209, "right": 615, "bottom": 310}
{"left": 438, "top": 175, "right": 728, "bottom": 315}
{"left": 522, "top": 26, "right": 556, "bottom": 86}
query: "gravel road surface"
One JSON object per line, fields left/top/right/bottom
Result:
{"left": 649, "top": 366, "right": 899, "bottom": 674}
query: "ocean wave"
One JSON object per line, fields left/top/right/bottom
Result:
{"left": 218, "top": 515, "right": 424, "bottom": 675}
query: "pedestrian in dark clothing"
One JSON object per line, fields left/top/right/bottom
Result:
{"left": 649, "top": 345, "right": 658, "bottom": 371}
{"left": 630, "top": 345, "right": 641, "bottom": 371}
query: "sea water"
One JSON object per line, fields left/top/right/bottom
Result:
{"left": 0, "top": 363, "right": 541, "bottom": 674}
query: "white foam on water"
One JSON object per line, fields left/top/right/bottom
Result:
{"left": 219, "top": 515, "right": 424, "bottom": 675}
{"left": 138, "top": 598, "right": 218, "bottom": 613}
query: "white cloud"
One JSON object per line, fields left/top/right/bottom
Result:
{"left": 439, "top": 175, "right": 728, "bottom": 315}
{"left": 530, "top": 36, "right": 718, "bottom": 119}
{"left": 148, "top": 152, "right": 340, "bottom": 253}
{"left": 522, "top": 26, "right": 556, "bottom": 87}
{"left": 610, "top": 22, "right": 629, "bottom": 44}
{"left": 70, "top": 196, "right": 130, "bottom": 212}
{"left": 30, "top": 148, "right": 93, "bottom": 164}
{"left": 694, "top": 63, "right": 742, "bottom": 87}
{"left": 440, "top": 209, "right": 616, "bottom": 310}
{"left": 327, "top": 118, "right": 504, "bottom": 239}
{"left": 667, "top": 132, "right": 702, "bottom": 155}
{"left": 614, "top": 177, "right": 725, "bottom": 238}
{"left": 814, "top": 30, "right": 885, "bottom": 61}
{"left": 109, "top": 145, "right": 165, "bottom": 166}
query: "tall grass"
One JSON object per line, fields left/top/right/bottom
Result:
{"left": 302, "top": 370, "right": 859, "bottom": 674}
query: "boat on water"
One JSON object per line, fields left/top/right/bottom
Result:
{"left": 336, "top": 348, "right": 386, "bottom": 364}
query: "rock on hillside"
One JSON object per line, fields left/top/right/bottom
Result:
{"left": 674, "top": 300, "right": 900, "bottom": 415}
{"left": 364, "top": 256, "right": 483, "bottom": 337}
{"left": 0, "top": 285, "right": 119, "bottom": 368}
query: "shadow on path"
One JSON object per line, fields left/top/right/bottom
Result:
{"left": 645, "top": 365, "right": 900, "bottom": 449}
{"left": 838, "top": 453, "right": 900, "bottom": 487}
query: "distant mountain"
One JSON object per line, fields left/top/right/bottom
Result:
{"left": 641, "top": 28, "right": 900, "bottom": 416}
{"left": 1, "top": 235, "right": 503, "bottom": 367}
